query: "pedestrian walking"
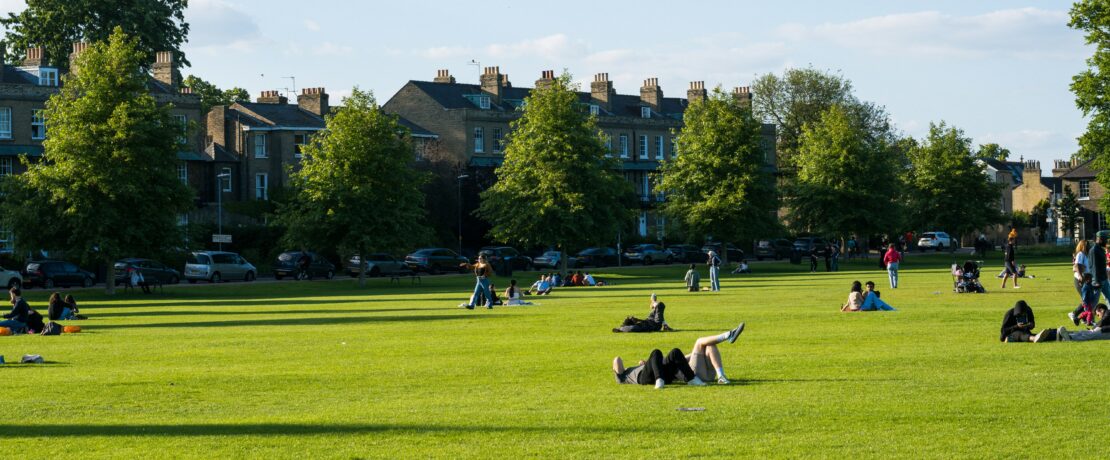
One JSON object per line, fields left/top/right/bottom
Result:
{"left": 460, "top": 254, "right": 495, "bottom": 310}
{"left": 707, "top": 251, "right": 721, "bottom": 292}
{"left": 883, "top": 244, "right": 902, "bottom": 289}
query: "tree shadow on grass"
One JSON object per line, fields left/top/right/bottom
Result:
{"left": 87, "top": 314, "right": 499, "bottom": 330}
{"left": 0, "top": 422, "right": 634, "bottom": 437}
{"left": 85, "top": 297, "right": 475, "bottom": 310}
{"left": 92, "top": 307, "right": 439, "bottom": 318}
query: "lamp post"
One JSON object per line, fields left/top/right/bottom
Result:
{"left": 216, "top": 172, "right": 231, "bottom": 251}
{"left": 457, "top": 174, "right": 470, "bottom": 256}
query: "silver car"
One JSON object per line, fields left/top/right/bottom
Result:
{"left": 185, "top": 251, "right": 257, "bottom": 283}
{"left": 347, "top": 253, "right": 408, "bottom": 277}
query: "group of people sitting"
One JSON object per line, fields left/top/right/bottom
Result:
{"left": 840, "top": 280, "right": 896, "bottom": 312}
{"left": 0, "top": 287, "right": 83, "bottom": 336}
{"left": 1001, "top": 299, "right": 1110, "bottom": 342}
{"left": 528, "top": 271, "right": 601, "bottom": 295}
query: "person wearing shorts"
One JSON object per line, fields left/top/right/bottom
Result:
{"left": 1001, "top": 237, "right": 1020, "bottom": 289}
{"left": 613, "top": 323, "right": 745, "bottom": 388}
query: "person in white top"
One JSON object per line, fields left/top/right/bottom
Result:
{"left": 1075, "top": 239, "right": 1090, "bottom": 296}
{"left": 584, "top": 273, "right": 597, "bottom": 286}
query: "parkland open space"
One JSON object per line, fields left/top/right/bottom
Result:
{"left": 0, "top": 252, "right": 1101, "bottom": 458}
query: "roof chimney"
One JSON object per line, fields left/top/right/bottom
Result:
{"left": 153, "top": 51, "right": 181, "bottom": 89}
{"left": 433, "top": 69, "right": 455, "bottom": 84}
{"left": 479, "top": 66, "right": 503, "bottom": 104}
{"left": 23, "top": 46, "right": 46, "bottom": 67}
{"left": 68, "top": 42, "right": 89, "bottom": 75}
{"left": 687, "top": 81, "right": 707, "bottom": 104}
{"left": 591, "top": 73, "right": 615, "bottom": 111}
{"left": 535, "top": 70, "right": 555, "bottom": 89}
{"left": 1052, "top": 159, "right": 1072, "bottom": 177}
{"left": 298, "top": 87, "right": 329, "bottom": 117}
{"left": 732, "top": 86, "right": 752, "bottom": 108}
{"left": 257, "top": 90, "right": 288, "bottom": 105}
{"left": 640, "top": 77, "right": 662, "bottom": 111}
{"left": 500, "top": 73, "right": 511, "bottom": 88}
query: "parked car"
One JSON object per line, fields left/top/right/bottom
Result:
{"left": 533, "top": 251, "right": 575, "bottom": 269}
{"left": 575, "top": 247, "right": 619, "bottom": 267}
{"left": 0, "top": 265, "right": 22, "bottom": 289}
{"left": 624, "top": 244, "right": 674, "bottom": 265}
{"left": 754, "top": 239, "right": 794, "bottom": 261}
{"left": 405, "top": 248, "right": 468, "bottom": 274}
{"left": 792, "top": 237, "right": 829, "bottom": 256}
{"left": 114, "top": 258, "right": 182, "bottom": 286}
{"left": 347, "top": 253, "right": 409, "bottom": 277}
{"left": 273, "top": 251, "right": 335, "bottom": 280}
{"left": 701, "top": 243, "right": 745, "bottom": 262}
{"left": 24, "top": 260, "right": 95, "bottom": 289}
{"left": 185, "top": 251, "right": 257, "bottom": 283}
{"left": 478, "top": 246, "right": 534, "bottom": 271}
{"left": 918, "top": 231, "right": 955, "bottom": 251}
{"left": 667, "top": 244, "right": 703, "bottom": 263}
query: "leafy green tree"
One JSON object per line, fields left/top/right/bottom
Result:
{"left": 975, "top": 143, "right": 1011, "bottom": 162}
{"left": 0, "top": 28, "right": 192, "bottom": 294}
{"left": 477, "top": 73, "right": 634, "bottom": 274}
{"left": 182, "top": 75, "right": 250, "bottom": 114}
{"left": 1069, "top": 1, "right": 1110, "bottom": 220}
{"left": 1058, "top": 186, "right": 1082, "bottom": 240}
{"left": 276, "top": 88, "right": 429, "bottom": 287}
{"left": 786, "top": 104, "right": 903, "bottom": 244}
{"left": 905, "top": 122, "right": 1004, "bottom": 243}
{"left": 1, "top": 0, "right": 189, "bottom": 73}
{"left": 658, "top": 87, "right": 777, "bottom": 262}
{"left": 751, "top": 67, "right": 855, "bottom": 169}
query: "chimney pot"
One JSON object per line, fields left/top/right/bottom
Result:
{"left": 591, "top": 71, "right": 616, "bottom": 111}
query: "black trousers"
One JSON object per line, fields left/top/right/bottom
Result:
{"left": 636, "top": 348, "right": 695, "bottom": 384}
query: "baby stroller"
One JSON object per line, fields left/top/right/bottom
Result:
{"left": 952, "top": 260, "right": 985, "bottom": 293}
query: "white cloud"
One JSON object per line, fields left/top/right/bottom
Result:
{"left": 185, "top": 0, "right": 269, "bottom": 54}
{"left": 313, "top": 42, "right": 353, "bottom": 57}
{"left": 779, "top": 8, "right": 1080, "bottom": 60}
{"left": 304, "top": 19, "right": 320, "bottom": 32}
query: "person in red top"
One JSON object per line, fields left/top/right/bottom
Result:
{"left": 904, "top": 231, "right": 914, "bottom": 252}
{"left": 883, "top": 243, "right": 902, "bottom": 289}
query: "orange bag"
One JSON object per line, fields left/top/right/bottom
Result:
{"left": 63, "top": 325, "right": 81, "bottom": 333}
{"left": 0, "top": 327, "right": 10, "bottom": 336}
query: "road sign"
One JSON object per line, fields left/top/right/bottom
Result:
{"left": 212, "top": 234, "right": 232, "bottom": 244}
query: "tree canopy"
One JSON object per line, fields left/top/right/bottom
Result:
{"left": 477, "top": 72, "right": 634, "bottom": 267}
{"left": 1069, "top": 1, "right": 1110, "bottom": 218}
{"left": 0, "top": 28, "right": 193, "bottom": 293}
{"left": 658, "top": 87, "right": 777, "bottom": 252}
{"left": 183, "top": 75, "right": 250, "bottom": 114}
{"left": 751, "top": 67, "right": 856, "bottom": 169}
{"left": 276, "top": 88, "right": 429, "bottom": 286}
{"left": 975, "top": 143, "right": 1012, "bottom": 162}
{"left": 1, "top": 0, "right": 189, "bottom": 73}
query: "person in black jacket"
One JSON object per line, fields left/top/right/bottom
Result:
{"left": 613, "top": 293, "right": 673, "bottom": 332}
{"left": 1089, "top": 231, "right": 1110, "bottom": 304}
{"left": 0, "top": 286, "right": 30, "bottom": 331}
{"left": 1001, "top": 237, "right": 1020, "bottom": 289}
{"left": 1000, "top": 300, "right": 1054, "bottom": 342}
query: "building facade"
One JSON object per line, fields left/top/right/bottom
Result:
{"left": 1013, "top": 158, "right": 1104, "bottom": 241}
{"left": 383, "top": 67, "right": 776, "bottom": 242}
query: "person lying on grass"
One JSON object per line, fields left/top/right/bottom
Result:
{"left": 1000, "top": 300, "right": 1056, "bottom": 342}
{"left": 613, "top": 293, "right": 673, "bottom": 333}
{"left": 841, "top": 281, "right": 896, "bottom": 312}
{"left": 1058, "top": 303, "right": 1110, "bottom": 341}
{"left": 613, "top": 323, "right": 745, "bottom": 388}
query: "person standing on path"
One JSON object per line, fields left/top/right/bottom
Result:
{"left": 707, "top": 250, "right": 722, "bottom": 292}
{"left": 1001, "top": 237, "right": 1020, "bottom": 289}
{"left": 1074, "top": 239, "right": 1090, "bottom": 296}
{"left": 1088, "top": 231, "right": 1110, "bottom": 304}
{"left": 460, "top": 254, "right": 495, "bottom": 310}
{"left": 883, "top": 244, "right": 902, "bottom": 289}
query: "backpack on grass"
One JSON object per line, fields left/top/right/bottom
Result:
{"left": 40, "top": 321, "right": 63, "bottom": 336}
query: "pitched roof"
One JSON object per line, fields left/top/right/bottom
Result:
{"left": 1060, "top": 157, "right": 1097, "bottom": 179}
{"left": 1040, "top": 176, "right": 1062, "bottom": 191}
{"left": 981, "top": 158, "right": 1024, "bottom": 184}
{"left": 232, "top": 102, "right": 326, "bottom": 129}
{"left": 405, "top": 80, "right": 689, "bottom": 118}
{"left": 396, "top": 116, "right": 437, "bottom": 138}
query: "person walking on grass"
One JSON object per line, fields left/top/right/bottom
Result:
{"left": 459, "top": 254, "right": 494, "bottom": 310}
{"left": 883, "top": 243, "right": 902, "bottom": 289}
{"left": 707, "top": 250, "right": 722, "bottom": 292}
{"left": 613, "top": 323, "right": 745, "bottom": 388}
{"left": 1074, "top": 239, "right": 1090, "bottom": 296}
{"left": 1089, "top": 231, "right": 1110, "bottom": 305}
{"left": 1000, "top": 237, "right": 1020, "bottom": 289}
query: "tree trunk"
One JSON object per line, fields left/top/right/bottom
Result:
{"left": 104, "top": 254, "right": 115, "bottom": 295}
{"left": 357, "top": 246, "right": 366, "bottom": 288}
{"left": 559, "top": 247, "right": 568, "bottom": 277}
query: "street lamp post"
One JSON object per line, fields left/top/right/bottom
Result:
{"left": 216, "top": 172, "right": 231, "bottom": 251}
{"left": 457, "top": 174, "right": 470, "bottom": 256}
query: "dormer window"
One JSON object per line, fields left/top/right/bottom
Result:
{"left": 478, "top": 96, "right": 490, "bottom": 109}
{"left": 589, "top": 104, "right": 600, "bottom": 116}
{"left": 641, "top": 107, "right": 651, "bottom": 119}
{"left": 38, "top": 68, "right": 58, "bottom": 87}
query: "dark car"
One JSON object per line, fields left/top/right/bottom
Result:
{"left": 114, "top": 258, "right": 182, "bottom": 286}
{"left": 273, "top": 251, "right": 335, "bottom": 280}
{"left": 478, "top": 246, "right": 534, "bottom": 271}
{"left": 754, "top": 239, "right": 794, "bottom": 261}
{"left": 575, "top": 247, "right": 619, "bottom": 267}
{"left": 701, "top": 243, "right": 744, "bottom": 262}
{"left": 667, "top": 244, "right": 703, "bottom": 263}
{"left": 624, "top": 244, "right": 674, "bottom": 265}
{"left": 405, "top": 248, "right": 468, "bottom": 274}
{"left": 346, "top": 253, "right": 408, "bottom": 277}
{"left": 24, "top": 260, "right": 95, "bottom": 289}
{"left": 793, "top": 237, "right": 829, "bottom": 256}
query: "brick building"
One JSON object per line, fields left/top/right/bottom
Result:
{"left": 1013, "top": 158, "right": 1104, "bottom": 241}
{"left": 382, "top": 67, "right": 776, "bottom": 244}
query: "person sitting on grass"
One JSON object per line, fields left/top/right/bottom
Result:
{"left": 1000, "top": 300, "right": 1055, "bottom": 342}
{"left": 584, "top": 272, "right": 598, "bottom": 286}
{"left": 1070, "top": 273, "right": 1099, "bottom": 327}
{"left": 613, "top": 293, "right": 673, "bottom": 333}
{"left": 64, "top": 294, "right": 85, "bottom": 320}
{"left": 504, "top": 280, "right": 533, "bottom": 306}
{"left": 47, "top": 292, "right": 75, "bottom": 321}
{"left": 612, "top": 323, "right": 745, "bottom": 388}
{"left": 684, "top": 264, "right": 700, "bottom": 292}
{"left": 529, "top": 275, "right": 552, "bottom": 295}
{"left": 841, "top": 281, "right": 865, "bottom": 312}
{"left": 1017, "top": 264, "right": 1034, "bottom": 279}
{"left": 0, "top": 286, "right": 29, "bottom": 332}
{"left": 861, "top": 281, "right": 896, "bottom": 311}
{"left": 732, "top": 260, "right": 751, "bottom": 274}
{"left": 1058, "top": 304, "right": 1110, "bottom": 341}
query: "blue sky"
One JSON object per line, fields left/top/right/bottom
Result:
{"left": 0, "top": 0, "right": 1092, "bottom": 165}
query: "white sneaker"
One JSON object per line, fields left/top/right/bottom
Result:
{"left": 688, "top": 376, "right": 707, "bottom": 386}
{"left": 1069, "top": 312, "right": 1079, "bottom": 326}
{"left": 654, "top": 378, "right": 665, "bottom": 389}
{"left": 717, "top": 376, "right": 731, "bottom": 385}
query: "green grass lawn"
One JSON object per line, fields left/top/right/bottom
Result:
{"left": 0, "top": 252, "right": 1100, "bottom": 458}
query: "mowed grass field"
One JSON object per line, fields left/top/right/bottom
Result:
{"left": 0, "top": 252, "right": 1101, "bottom": 458}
